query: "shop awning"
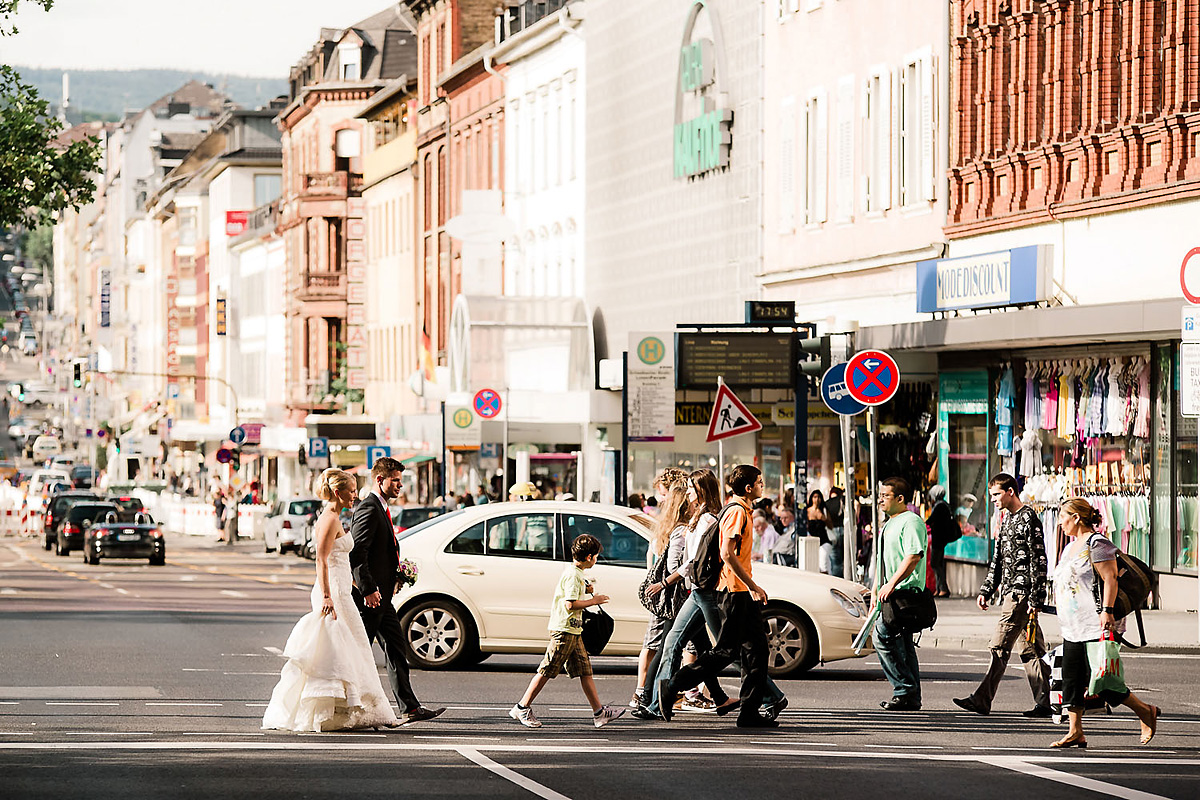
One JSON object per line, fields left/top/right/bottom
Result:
{"left": 167, "top": 420, "right": 230, "bottom": 442}
{"left": 401, "top": 454, "right": 436, "bottom": 465}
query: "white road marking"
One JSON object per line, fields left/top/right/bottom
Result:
{"left": 44, "top": 702, "right": 119, "bottom": 706}
{"left": 414, "top": 735, "right": 501, "bottom": 741}
{"left": 65, "top": 731, "right": 152, "bottom": 736}
{"left": 180, "top": 732, "right": 266, "bottom": 736}
{"left": 219, "top": 590, "right": 248, "bottom": 598}
{"left": 221, "top": 672, "right": 278, "bottom": 676}
{"left": 0, "top": 701, "right": 18, "bottom": 705}
{"left": 115, "top": 588, "right": 131, "bottom": 595}
{"left": 244, "top": 703, "right": 270, "bottom": 708}
{"left": 751, "top": 741, "right": 836, "bottom": 746}
{"left": 144, "top": 703, "right": 223, "bottom": 707}
{"left": 458, "top": 747, "right": 572, "bottom": 800}
{"left": 639, "top": 738, "right": 725, "bottom": 743}
{"left": 178, "top": 575, "right": 197, "bottom": 582}
{"left": 981, "top": 756, "right": 1172, "bottom": 799}
{"left": 98, "top": 582, "right": 114, "bottom": 589}
{"left": 1, "top": 587, "right": 19, "bottom": 594}
{"left": 973, "top": 747, "right": 1177, "bottom": 755}
{"left": 181, "top": 668, "right": 217, "bottom": 672}
{"left": 864, "top": 744, "right": 945, "bottom": 750}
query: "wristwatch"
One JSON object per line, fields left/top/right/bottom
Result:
{"left": 1102, "top": 606, "right": 1115, "bottom": 614}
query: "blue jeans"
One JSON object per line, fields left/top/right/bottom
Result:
{"left": 873, "top": 614, "right": 921, "bottom": 701}
{"left": 827, "top": 526, "right": 844, "bottom": 580}
{"left": 650, "top": 588, "right": 785, "bottom": 714}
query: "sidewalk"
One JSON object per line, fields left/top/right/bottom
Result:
{"left": 926, "top": 598, "right": 1200, "bottom": 652}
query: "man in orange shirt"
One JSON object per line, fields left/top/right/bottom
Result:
{"left": 659, "top": 465, "right": 776, "bottom": 728}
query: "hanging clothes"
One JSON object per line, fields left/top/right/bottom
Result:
{"left": 1104, "top": 359, "right": 1126, "bottom": 436}
{"left": 996, "top": 367, "right": 1016, "bottom": 457}
{"left": 1018, "top": 429, "right": 1042, "bottom": 477}
{"left": 1133, "top": 360, "right": 1151, "bottom": 438}
{"left": 1075, "top": 362, "right": 1093, "bottom": 438}
{"left": 1024, "top": 372, "right": 1042, "bottom": 433}
{"left": 1042, "top": 365, "right": 1059, "bottom": 431}
{"left": 1057, "top": 366, "right": 1075, "bottom": 435}
{"left": 1085, "top": 362, "right": 1106, "bottom": 439}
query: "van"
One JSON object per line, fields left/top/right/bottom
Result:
{"left": 32, "top": 435, "right": 63, "bottom": 461}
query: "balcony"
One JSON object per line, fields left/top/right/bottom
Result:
{"left": 297, "top": 269, "right": 346, "bottom": 302}
{"left": 497, "top": 0, "right": 568, "bottom": 44}
{"left": 300, "top": 171, "right": 364, "bottom": 199}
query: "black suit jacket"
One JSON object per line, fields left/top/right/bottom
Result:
{"left": 349, "top": 494, "right": 397, "bottom": 600}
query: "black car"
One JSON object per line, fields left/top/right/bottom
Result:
{"left": 56, "top": 502, "right": 120, "bottom": 556}
{"left": 43, "top": 491, "right": 102, "bottom": 551}
{"left": 71, "top": 464, "right": 97, "bottom": 488}
{"left": 107, "top": 495, "right": 146, "bottom": 522}
{"left": 83, "top": 512, "right": 165, "bottom": 566}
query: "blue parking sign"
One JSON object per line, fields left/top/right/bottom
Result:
{"left": 308, "top": 437, "right": 329, "bottom": 459}
{"left": 367, "top": 446, "right": 391, "bottom": 468}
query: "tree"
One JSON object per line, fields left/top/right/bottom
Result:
{"left": 0, "top": 0, "right": 101, "bottom": 227}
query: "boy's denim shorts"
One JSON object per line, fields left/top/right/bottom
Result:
{"left": 538, "top": 631, "right": 592, "bottom": 679}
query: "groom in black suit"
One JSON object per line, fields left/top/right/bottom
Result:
{"left": 350, "top": 456, "right": 445, "bottom": 725}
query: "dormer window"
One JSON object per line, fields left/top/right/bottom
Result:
{"left": 339, "top": 42, "right": 361, "bottom": 81}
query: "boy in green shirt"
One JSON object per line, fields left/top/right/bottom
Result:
{"left": 510, "top": 534, "right": 626, "bottom": 729}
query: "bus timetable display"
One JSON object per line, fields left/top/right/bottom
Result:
{"left": 675, "top": 333, "right": 797, "bottom": 390}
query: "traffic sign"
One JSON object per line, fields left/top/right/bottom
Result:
{"left": 229, "top": 426, "right": 247, "bottom": 445}
{"left": 1182, "top": 247, "right": 1200, "bottom": 305}
{"left": 366, "top": 445, "right": 391, "bottom": 468}
{"left": 473, "top": 388, "right": 502, "bottom": 419}
{"left": 308, "top": 437, "right": 329, "bottom": 459}
{"left": 845, "top": 349, "right": 901, "bottom": 407}
{"left": 820, "top": 363, "right": 868, "bottom": 416}
{"left": 705, "top": 384, "right": 763, "bottom": 443}
{"left": 216, "top": 448, "right": 233, "bottom": 464}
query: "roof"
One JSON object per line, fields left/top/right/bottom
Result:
{"left": 147, "top": 80, "right": 230, "bottom": 117}
{"left": 356, "top": 75, "right": 416, "bottom": 119}
{"left": 290, "top": 6, "right": 417, "bottom": 85}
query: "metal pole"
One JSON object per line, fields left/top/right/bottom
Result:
{"left": 440, "top": 400, "right": 447, "bottom": 504}
{"left": 502, "top": 386, "right": 510, "bottom": 499}
{"left": 619, "top": 353, "right": 628, "bottom": 505}
{"left": 869, "top": 406, "right": 881, "bottom": 590}
{"left": 840, "top": 413, "right": 857, "bottom": 583}
{"left": 717, "top": 375, "right": 725, "bottom": 504}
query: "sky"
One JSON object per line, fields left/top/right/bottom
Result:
{"left": 2, "top": 0, "right": 399, "bottom": 77}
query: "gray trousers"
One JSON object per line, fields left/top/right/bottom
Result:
{"left": 968, "top": 596, "right": 1050, "bottom": 710}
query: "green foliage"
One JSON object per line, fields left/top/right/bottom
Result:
{"left": 0, "top": 1, "right": 54, "bottom": 36}
{"left": 22, "top": 222, "right": 51, "bottom": 272}
{"left": 0, "top": 64, "right": 100, "bottom": 227}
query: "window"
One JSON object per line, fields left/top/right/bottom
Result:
{"left": 254, "top": 174, "right": 281, "bottom": 207}
{"left": 803, "top": 89, "right": 827, "bottom": 224}
{"left": 480, "top": 514, "right": 557, "bottom": 559}
{"left": 778, "top": 96, "right": 797, "bottom": 233}
{"left": 862, "top": 70, "right": 891, "bottom": 213}
{"left": 339, "top": 43, "right": 361, "bottom": 81}
{"left": 834, "top": 74, "right": 855, "bottom": 223}
{"left": 178, "top": 205, "right": 198, "bottom": 247}
{"left": 562, "top": 513, "right": 649, "bottom": 568}
{"left": 897, "top": 50, "right": 936, "bottom": 206}
{"left": 446, "top": 522, "right": 485, "bottom": 554}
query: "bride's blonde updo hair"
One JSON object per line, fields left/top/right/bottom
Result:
{"left": 316, "top": 468, "right": 356, "bottom": 503}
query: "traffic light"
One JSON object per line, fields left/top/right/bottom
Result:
{"left": 15, "top": 382, "right": 24, "bottom": 402}
{"left": 72, "top": 361, "right": 83, "bottom": 388}
{"left": 799, "top": 334, "right": 831, "bottom": 379}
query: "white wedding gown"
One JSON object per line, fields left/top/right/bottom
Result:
{"left": 262, "top": 532, "right": 399, "bottom": 731}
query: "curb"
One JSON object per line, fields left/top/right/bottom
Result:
{"left": 923, "top": 634, "right": 1200, "bottom": 654}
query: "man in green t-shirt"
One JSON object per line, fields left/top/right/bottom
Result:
{"left": 873, "top": 476, "right": 928, "bottom": 711}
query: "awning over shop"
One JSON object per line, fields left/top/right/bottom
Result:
{"left": 168, "top": 420, "right": 230, "bottom": 443}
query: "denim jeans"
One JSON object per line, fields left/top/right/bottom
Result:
{"left": 872, "top": 613, "right": 921, "bottom": 701}
{"left": 645, "top": 591, "right": 724, "bottom": 715}
{"left": 827, "top": 526, "right": 845, "bottom": 580}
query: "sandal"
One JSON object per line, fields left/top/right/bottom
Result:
{"left": 1140, "top": 705, "right": 1160, "bottom": 745}
{"left": 1049, "top": 735, "right": 1087, "bottom": 749}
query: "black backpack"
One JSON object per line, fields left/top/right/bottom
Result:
{"left": 686, "top": 502, "right": 742, "bottom": 591}
{"left": 1088, "top": 533, "right": 1156, "bottom": 648}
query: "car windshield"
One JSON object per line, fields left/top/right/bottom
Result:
{"left": 288, "top": 500, "right": 322, "bottom": 516}
{"left": 398, "top": 507, "right": 443, "bottom": 527}
{"left": 68, "top": 504, "right": 120, "bottom": 525}
{"left": 398, "top": 508, "right": 464, "bottom": 541}
{"left": 109, "top": 497, "right": 144, "bottom": 513}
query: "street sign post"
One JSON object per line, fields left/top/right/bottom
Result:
{"left": 820, "top": 363, "right": 867, "bottom": 417}
{"left": 845, "top": 349, "right": 901, "bottom": 406}
{"left": 229, "top": 426, "right": 247, "bottom": 445}
{"left": 705, "top": 382, "right": 763, "bottom": 443}
{"left": 308, "top": 436, "right": 329, "bottom": 470}
{"left": 473, "top": 388, "right": 502, "bottom": 419}
{"left": 216, "top": 448, "right": 233, "bottom": 464}
{"left": 366, "top": 445, "right": 391, "bottom": 469}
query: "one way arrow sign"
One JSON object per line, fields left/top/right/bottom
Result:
{"left": 705, "top": 384, "right": 763, "bottom": 443}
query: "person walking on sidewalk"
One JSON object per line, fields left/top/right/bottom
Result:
{"left": 954, "top": 472, "right": 1052, "bottom": 718}
{"left": 659, "top": 465, "right": 776, "bottom": 728}
{"left": 873, "top": 477, "right": 927, "bottom": 712}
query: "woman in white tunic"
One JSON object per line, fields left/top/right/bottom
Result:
{"left": 262, "top": 469, "right": 399, "bottom": 732}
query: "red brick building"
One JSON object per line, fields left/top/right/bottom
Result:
{"left": 948, "top": 0, "right": 1200, "bottom": 235}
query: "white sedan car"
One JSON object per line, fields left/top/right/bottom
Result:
{"left": 393, "top": 500, "right": 872, "bottom": 677}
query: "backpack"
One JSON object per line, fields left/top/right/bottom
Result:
{"left": 1088, "top": 533, "right": 1156, "bottom": 648}
{"left": 686, "top": 502, "right": 742, "bottom": 591}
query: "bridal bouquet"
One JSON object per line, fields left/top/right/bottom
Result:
{"left": 396, "top": 558, "right": 419, "bottom": 588}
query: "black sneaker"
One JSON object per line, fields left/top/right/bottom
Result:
{"left": 737, "top": 714, "right": 780, "bottom": 729}
{"left": 763, "top": 696, "right": 789, "bottom": 722}
{"left": 657, "top": 679, "right": 678, "bottom": 722}
{"left": 1022, "top": 705, "right": 1053, "bottom": 718}
{"left": 630, "top": 705, "right": 660, "bottom": 721}
{"left": 880, "top": 697, "right": 922, "bottom": 712}
{"left": 952, "top": 696, "right": 989, "bottom": 715}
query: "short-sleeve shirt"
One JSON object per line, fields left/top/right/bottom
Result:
{"left": 1053, "top": 533, "right": 1121, "bottom": 642}
{"left": 718, "top": 497, "right": 754, "bottom": 593}
{"left": 879, "top": 510, "right": 927, "bottom": 592}
{"left": 548, "top": 564, "right": 586, "bottom": 634}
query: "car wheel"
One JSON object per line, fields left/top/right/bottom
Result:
{"left": 86, "top": 550, "right": 99, "bottom": 566}
{"left": 399, "top": 599, "right": 478, "bottom": 670}
{"left": 43, "top": 536, "right": 52, "bottom": 551}
{"left": 263, "top": 538, "right": 273, "bottom": 553}
{"left": 763, "top": 605, "right": 819, "bottom": 678}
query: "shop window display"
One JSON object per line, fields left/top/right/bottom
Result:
{"left": 938, "top": 371, "right": 990, "bottom": 564}
{"left": 1173, "top": 350, "right": 1198, "bottom": 573}
{"left": 1151, "top": 345, "right": 1173, "bottom": 572}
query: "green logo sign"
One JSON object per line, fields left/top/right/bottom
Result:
{"left": 637, "top": 336, "right": 666, "bottom": 365}
{"left": 452, "top": 408, "right": 474, "bottom": 429}
{"left": 674, "top": 2, "right": 732, "bottom": 180}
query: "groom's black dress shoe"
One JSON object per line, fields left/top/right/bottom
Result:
{"left": 402, "top": 706, "right": 446, "bottom": 725}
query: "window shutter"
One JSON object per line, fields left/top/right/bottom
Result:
{"left": 888, "top": 68, "right": 899, "bottom": 210}
{"left": 779, "top": 96, "right": 797, "bottom": 233}
{"left": 815, "top": 87, "right": 828, "bottom": 223}
{"left": 835, "top": 74, "right": 855, "bottom": 223}
{"left": 921, "top": 53, "right": 937, "bottom": 202}
{"left": 860, "top": 78, "right": 872, "bottom": 212}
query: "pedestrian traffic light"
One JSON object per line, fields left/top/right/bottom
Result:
{"left": 798, "top": 334, "right": 831, "bottom": 378}
{"left": 14, "top": 382, "right": 24, "bottom": 402}
{"left": 72, "top": 361, "right": 83, "bottom": 388}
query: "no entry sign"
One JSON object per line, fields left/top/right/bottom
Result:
{"left": 845, "top": 349, "right": 901, "bottom": 407}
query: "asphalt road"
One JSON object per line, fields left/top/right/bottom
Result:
{"left": 2, "top": 533, "right": 1199, "bottom": 799}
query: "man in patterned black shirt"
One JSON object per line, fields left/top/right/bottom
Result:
{"left": 954, "top": 473, "right": 1052, "bottom": 718}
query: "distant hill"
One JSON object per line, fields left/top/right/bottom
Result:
{"left": 13, "top": 66, "right": 287, "bottom": 122}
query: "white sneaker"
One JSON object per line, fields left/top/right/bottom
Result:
{"left": 593, "top": 704, "right": 626, "bottom": 728}
{"left": 509, "top": 704, "right": 542, "bottom": 728}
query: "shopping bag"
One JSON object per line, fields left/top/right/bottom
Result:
{"left": 1085, "top": 634, "right": 1127, "bottom": 697}
{"left": 580, "top": 604, "right": 614, "bottom": 656}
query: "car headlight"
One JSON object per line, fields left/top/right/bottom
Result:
{"left": 830, "top": 587, "right": 865, "bottom": 618}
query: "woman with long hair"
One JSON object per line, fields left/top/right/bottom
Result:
{"left": 1050, "top": 497, "right": 1159, "bottom": 748}
{"left": 806, "top": 489, "right": 831, "bottom": 573}
{"left": 262, "top": 469, "right": 399, "bottom": 732}
{"left": 629, "top": 476, "right": 691, "bottom": 709}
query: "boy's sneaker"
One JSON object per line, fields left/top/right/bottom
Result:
{"left": 593, "top": 704, "right": 626, "bottom": 728}
{"left": 628, "top": 689, "right": 645, "bottom": 709}
{"left": 630, "top": 704, "right": 660, "bottom": 721}
{"left": 681, "top": 692, "right": 715, "bottom": 712}
{"left": 509, "top": 704, "right": 542, "bottom": 728}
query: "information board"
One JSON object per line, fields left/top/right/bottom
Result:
{"left": 628, "top": 332, "right": 676, "bottom": 442}
{"left": 676, "top": 333, "right": 796, "bottom": 390}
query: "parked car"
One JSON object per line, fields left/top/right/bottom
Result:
{"left": 43, "top": 491, "right": 102, "bottom": 550}
{"left": 388, "top": 501, "right": 872, "bottom": 676}
{"left": 106, "top": 495, "right": 146, "bottom": 523}
{"left": 31, "top": 435, "right": 62, "bottom": 461}
{"left": 50, "top": 454, "right": 76, "bottom": 470}
{"left": 55, "top": 501, "right": 120, "bottom": 556}
{"left": 26, "top": 468, "right": 72, "bottom": 517}
{"left": 393, "top": 505, "right": 445, "bottom": 535}
{"left": 82, "top": 511, "right": 165, "bottom": 566}
{"left": 263, "top": 498, "right": 322, "bottom": 554}
{"left": 71, "top": 464, "right": 97, "bottom": 488}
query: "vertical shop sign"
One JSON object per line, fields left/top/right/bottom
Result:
{"left": 673, "top": 1, "right": 733, "bottom": 179}
{"left": 1180, "top": 343, "right": 1200, "bottom": 417}
{"left": 165, "top": 259, "right": 180, "bottom": 399}
{"left": 627, "top": 332, "right": 676, "bottom": 442}
{"left": 346, "top": 197, "right": 367, "bottom": 391}
{"left": 99, "top": 269, "right": 111, "bottom": 328}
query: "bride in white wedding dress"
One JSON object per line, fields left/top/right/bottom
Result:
{"left": 262, "top": 468, "right": 399, "bottom": 732}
